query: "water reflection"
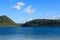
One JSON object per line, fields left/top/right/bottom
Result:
{"left": 0, "top": 27, "right": 60, "bottom": 40}
{"left": 0, "top": 34, "right": 60, "bottom": 40}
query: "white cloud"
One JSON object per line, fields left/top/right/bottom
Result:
{"left": 39, "top": 13, "right": 43, "bottom": 16}
{"left": 46, "top": 15, "right": 60, "bottom": 19}
{"left": 46, "top": 11, "right": 53, "bottom": 15}
{"left": 24, "top": 5, "right": 36, "bottom": 14}
{"left": 19, "top": 18, "right": 33, "bottom": 23}
{"left": 13, "top": 5, "right": 21, "bottom": 10}
{"left": 13, "top": 2, "right": 25, "bottom": 10}
{"left": 46, "top": 11, "right": 50, "bottom": 14}
{"left": 17, "top": 2, "right": 25, "bottom": 6}
{"left": 53, "top": 15, "right": 60, "bottom": 19}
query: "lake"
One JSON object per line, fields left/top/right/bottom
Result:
{"left": 0, "top": 26, "right": 60, "bottom": 40}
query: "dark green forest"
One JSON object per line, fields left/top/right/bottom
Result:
{"left": 22, "top": 19, "right": 60, "bottom": 26}
{"left": 0, "top": 15, "right": 60, "bottom": 26}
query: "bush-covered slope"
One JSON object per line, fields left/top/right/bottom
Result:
{"left": 0, "top": 15, "right": 17, "bottom": 26}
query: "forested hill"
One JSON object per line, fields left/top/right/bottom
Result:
{"left": 0, "top": 15, "right": 17, "bottom": 26}
{"left": 0, "top": 15, "right": 60, "bottom": 27}
{"left": 22, "top": 19, "right": 60, "bottom": 26}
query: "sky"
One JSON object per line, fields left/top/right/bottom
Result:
{"left": 0, "top": 0, "right": 60, "bottom": 23}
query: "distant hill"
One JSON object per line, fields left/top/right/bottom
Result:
{"left": 22, "top": 19, "right": 60, "bottom": 26}
{"left": 1, "top": 15, "right": 60, "bottom": 27}
{"left": 0, "top": 15, "right": 17, "bottom": 26}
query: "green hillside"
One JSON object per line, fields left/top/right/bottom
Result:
{"left": 22, "top": 19, "right": 60, "bottom": 26}
{"left": 1, "top": 15, "right": 60, "bottom": 27}
{"left": 0, "top": 15, "right": 17, "bottom": 26}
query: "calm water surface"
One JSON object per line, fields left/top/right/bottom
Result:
{"left": 0, "top": 26, "right": 60, "bottom": 40}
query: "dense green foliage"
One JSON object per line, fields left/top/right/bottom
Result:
{"left": 22, "top": 19, "right": 60, "bottom": 26}
{"left": 0, "top": 15, "right": 60, "bottom": 27}
{"left": 0, "top": 15, "right": 17, "bottom": 26}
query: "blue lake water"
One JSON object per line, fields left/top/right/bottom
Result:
{"left": 0, "top": 26, "right": 60, "bottom": 40}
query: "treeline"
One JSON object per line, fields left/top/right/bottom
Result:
{"left": 22, "top": 19, "right": 60, "bottom": 26}
{"left": 0, "top": 15, "right": 60, "bottom": 27}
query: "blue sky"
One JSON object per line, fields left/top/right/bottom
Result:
{"left": 0, "top": 0, "right": 60, "bottom": 23}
